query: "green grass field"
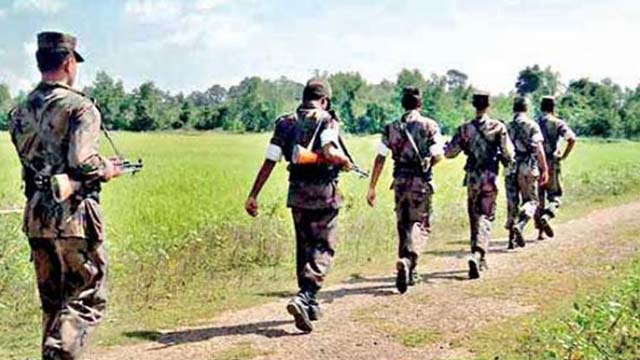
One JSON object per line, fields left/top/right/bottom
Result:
{"left": 1, "top": 132, "right": 640, "bottom": 358}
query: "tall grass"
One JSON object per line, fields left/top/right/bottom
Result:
{"left": 1, "top": 132, "right": 640, "bottom": 356}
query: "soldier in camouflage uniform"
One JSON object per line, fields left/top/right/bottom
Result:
{"left": 366, "top": 87, "right": 444, "bottom": 294}
{"left": 505, "top": 97, "right": 549, "bottom": 249}
{"left": 245, "top": 79, "right": 352, "bottom": 333}
{"left": 534, "top": 96, "right": 576, "bottom": 239}
{"left": 8, "top": 32, "right": 122, "bottom": 359}
{"left": 444, "top": 92, "right": 514, "bottom": 279}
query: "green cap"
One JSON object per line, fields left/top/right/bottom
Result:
{"left": 303, "top": 78, "right": 332, "bottom": 100}
{"left": 37, "top": 31, "right": 84, "bottom": 62}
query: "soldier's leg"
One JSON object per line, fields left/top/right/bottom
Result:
{"left": 504, "top": 172, "right": 520, "bottom": 249}
{"left": 395, "top": 191, "right": 412, "bottom": 293}
{"left": 45, "top": 237, "right": 107, "bottom": 359}
{"left": 467, "top": 186, "right": 480, "bottom": 253}
{"left": 29, "top": 238, "right": 63, "bottom": 357}
{"left": 544, "top": 164, "right": 563, "bottom": 220}
{"left": 292, "top": 209, "right": 309, "bottom": 290}
{"left": 477, "top": 175, "right": 498, "bottom": 256}
{"left": 535, "top": 184, "right": 547, "bottom": 240}
{"left": 288, "top": 209, "right": 339, "bottom": 331}
{"left": 515, "top": 168, "right": 539, "bottom": 231}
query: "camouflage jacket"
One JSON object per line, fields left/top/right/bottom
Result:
{"left": 8, "top": 81, "right": 109, "bottom": 240}
{"left": 266, "top": 104, "right": 343, "bottom": 210}
{"left": 379, "top": 110, "right": 444, "bottom": 180}
{"left": 508, "top": 113, "right": 544, "bottom": 161}
{"left": 445, "top": 114, "right": 514, "bottom": 187}
{"left": 536, "top": 113, "right": 576, "bottom": 160}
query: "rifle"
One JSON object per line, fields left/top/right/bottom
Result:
{"left": 51, "top": 126, "right": 144, "bottom": 203}
{"left": 329, "top": 109, "right": 369, "bottom": 179}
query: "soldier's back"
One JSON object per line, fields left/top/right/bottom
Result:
{"left": 10, "top": 82, "right": 94, "bottom": 174}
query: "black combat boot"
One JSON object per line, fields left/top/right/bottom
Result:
{"left": 512, "top": 223, "right": 526, "bottom": 248}
{"left": 307, "top": 293, "right": 322, "bottom": 321}
{"left": 286, "top": 289, "right": 314, "bottom": 333}
{"left": 408, "top": 269, "right": 421, "bottom": 286}
{"left": 396, "top": 258, "right": 410, "bottom": 294}
{"left": 508, "top": 229, "right": 516, "bottom": 250}
{"left": 539, "top": 216, "right": 554, "bottom": 238}
{"left": 468, "top": 251, "right": 482, "bottom": 280}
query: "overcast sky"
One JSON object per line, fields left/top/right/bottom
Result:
{"left": 0, "top": 0, "right": 639, "bottom": 96}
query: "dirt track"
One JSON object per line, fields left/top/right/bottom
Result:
{"left": 92, "top": 201, "right": 640, "bottom": 360}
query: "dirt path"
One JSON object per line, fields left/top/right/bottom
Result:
{"left": 92, "top": 201, "right": 640, "bottom": 360}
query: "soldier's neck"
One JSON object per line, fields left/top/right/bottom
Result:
{"left": 41, "top": 72, "right": 72, "bottom": 87}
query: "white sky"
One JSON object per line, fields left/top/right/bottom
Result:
{"left": 0, "top": 0, "right": 638, "bottom": 95}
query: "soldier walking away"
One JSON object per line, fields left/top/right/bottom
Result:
{"left": 366, "top": 87, "right": 444, "bottom": 294}
{"left": 245, "top": 79, "right": 352, "bottom": 333}
{"left": 444, "top": 92, "right": 514, "bottom": 280}
{"left": 534, "top": 96, "right": 576, "bottom": 240}
{"left": 505, "top": 97, "right": 549, "bottom": 249}
{"left": 8, "top": 32, "right": 123, "bottom": 359}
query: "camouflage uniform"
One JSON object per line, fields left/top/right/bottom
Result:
{"left": 505, "top": 112, "right": 544, "bottom": 236}
{"left": 266, "top": 105, "right": 343, "bottom": 292}
{"left": 377, "top": 110, "right": 444, "bottom": 277}
{"left": 9, "top": 80, "right": 109, "bottom": 359}
{"left": 445, "top": 114, "right": 513, "bottom": 257}
{"left": 535, "top": 112, "right": 576, "bottom": 226}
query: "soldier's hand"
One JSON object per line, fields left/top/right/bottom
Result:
{"left": 366, "top": 188, "right": 376, "bottom": 207}
{"left": 104, "top": 156, "right": 123, "bottom": 181}
{"left": 553, "top": 150, "right": 563, "bottom": 161}
{"left": 342, "top": 160, "right": 353, "bottom": 172}
{"left": 539, "top": 169, "right": 549, "bottom": 186}
{"left": 245, "top": 197, "right": 259, "bottom": 217}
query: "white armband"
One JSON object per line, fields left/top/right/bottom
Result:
{"left": 320, "top": 128, "right": 339, "bottom": 147}
{"left": 376, "top": 142, "right": 390, "bottom": 157}
{"left": 265, "top": 144, "right": 283, "bottom": 162}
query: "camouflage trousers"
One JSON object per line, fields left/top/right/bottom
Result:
{"left": 292, "top": 208, "right": 339, "bottom": 291}
{"left": 466, "top": 172, "right": 498, "bottom": 255}
{"left": 29, "top": 237, "right": 108, "bottom": 360}
{"left": 505, "top": 160, "right": 540, "bottom": 230}
{"left": 536, "top": 161, "right": 563, "bottom": 225}
{"left": 394, "top": 177, "right": 432, "bottom": 271}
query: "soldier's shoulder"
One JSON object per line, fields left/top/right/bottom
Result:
{"left": 418, "top": 115, "right": 439, "bottom": 128}
{"left": 486, "top": 117, "right": 508, "bottom": 131}
{"left": 275, "top": 112, "right": 296, "bottom": 124}
{"left": 56, "top": 86, "right": 93, "bottom": 108}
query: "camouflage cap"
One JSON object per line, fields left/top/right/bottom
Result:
{"left": 541, "top": 96, "right": 555, "bottom": 105}
{"left": 402, "top": 86, "right": 422, "bottom": 109}
{"left": 37, "top": 31, "right": 84, "bottom": 63}
{"left": 303, "top": 78, "right": 332, "bottom": 100}
{"left": 513, "top": 96, "right": 530, "bottom": 112}
{"left": 472, "top": 91, "right": 490, "bottom": 108}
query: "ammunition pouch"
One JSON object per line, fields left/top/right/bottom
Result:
{"left": 464, "top": 156, "right": 500, "bottom": 174}
{"left": 288, "top": 164, "right": 339, "bottom": 184}
{"left": 393, "top": 162, "right": 432, "bottom": 181}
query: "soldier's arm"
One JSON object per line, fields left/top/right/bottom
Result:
{"left": 67, "top": 100, "right": 120, "bottom": 182}
{"left": 499, "top": 124, "right": 515, "bottom": 166}
{"left": 558, "top": 121, "right": 577, "bottom": 160}
{"left": 321, "top": 119, "right": 352, "bottom": 169}
{"left": 367, "top": 126, "right": 390, "bottom": 207}
{"left": 535, "top": 142, "right": 549, "bottom": 185}
{"left": 444, "top": 126, "right": 463, "bottom": 159}
{"left": 429, "top": 123, "right": 445, "bottom": 166}
{"left": 245, "top": 122, "right": 285, "bottom": 217}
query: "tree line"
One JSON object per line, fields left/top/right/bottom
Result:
{"left": 1, "top": 65, "right": 640, "bottom": 138}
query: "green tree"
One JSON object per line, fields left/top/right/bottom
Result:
{"left": 85, "top": 71, "right": 130, "bottom": 130}
{"left": 329, "top": 72, "right": 366, "bottom": 132}
{"left": 0, "top": 83, "right": 12, "bottom": 131}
